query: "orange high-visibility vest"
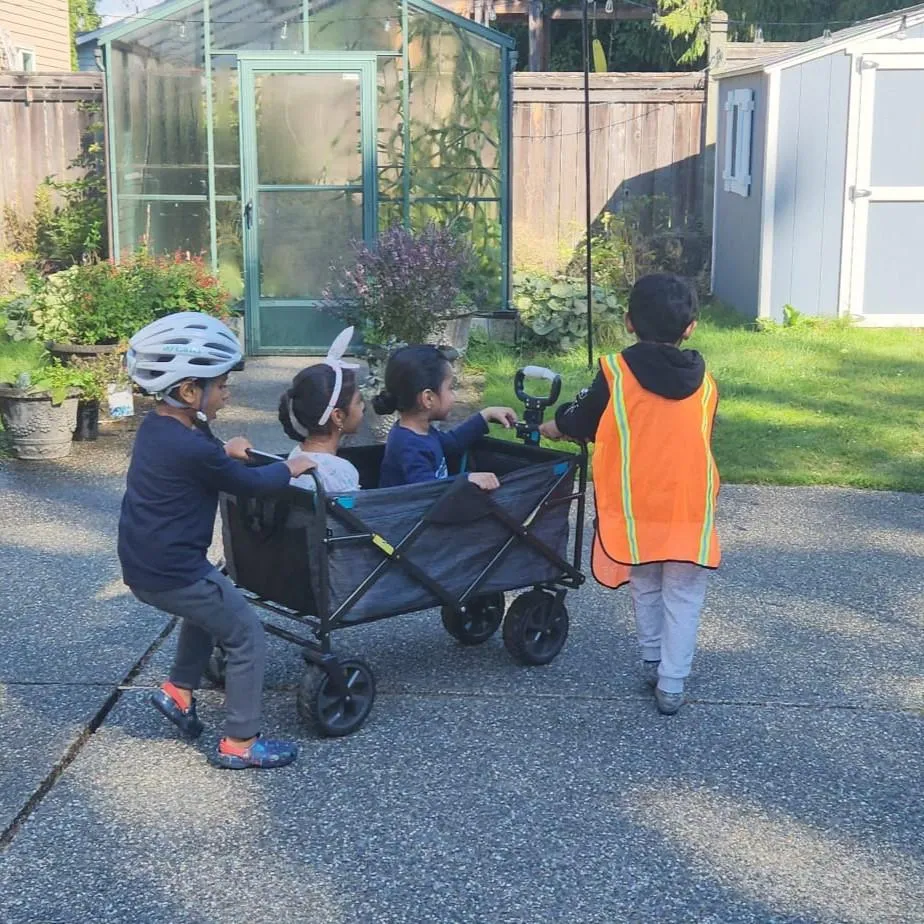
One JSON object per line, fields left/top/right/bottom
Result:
{"left": 591, "top": 352, "right": 720, "bottom": 589}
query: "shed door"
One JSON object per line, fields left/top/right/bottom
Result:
{"left": 240, "top": 59, "right": 377, "bottom": 353}
{"left": 848, "top": 53, "right": 924, "bottom": 326}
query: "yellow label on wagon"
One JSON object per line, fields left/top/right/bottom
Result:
{"left": 372, "top": 534, "right": 395, "bottom": 556}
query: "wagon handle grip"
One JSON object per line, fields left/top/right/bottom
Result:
{"left": 514, "top": 366, "right": 561, "bottom": 407}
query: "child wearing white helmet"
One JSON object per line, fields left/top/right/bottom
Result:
{"left": 118, "top": 312, "right": 314, "bottom": 770}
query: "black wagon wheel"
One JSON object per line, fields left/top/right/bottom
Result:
{"left": 297, "top": 658, "right": 376, "bottom": 737}
{"left": 502, "top": 589, "right": 569, "bottom": 666}
{"left": 203, "top": 645, "right": 227, "bottom": 688}
{"left": 441, "top": 593, "right": 506, "bottom": 645}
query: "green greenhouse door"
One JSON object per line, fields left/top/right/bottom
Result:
{"left": 240, "top": 58, "right": 377, "bottom": 354}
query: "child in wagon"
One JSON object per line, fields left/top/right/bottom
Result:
{"left": 374, "top": 344, "right": 518, "bottom": 490}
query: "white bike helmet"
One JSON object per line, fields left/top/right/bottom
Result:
{"left": 126, "top": 312, "right": 242, "bottom": 395}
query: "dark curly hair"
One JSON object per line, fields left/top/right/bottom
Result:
{"left": 278, "top": 364, "right": 358, "bottom": 442}
{"left": 372, "top": 345, "right": 454, "bottom": 416}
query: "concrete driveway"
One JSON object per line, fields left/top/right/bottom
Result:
{"left": 0, "top": 357, "right": 921, "bottom": 924}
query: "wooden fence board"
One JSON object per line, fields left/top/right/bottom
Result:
{"left": 512, "top": 72, "right": 706, "bottom": 269}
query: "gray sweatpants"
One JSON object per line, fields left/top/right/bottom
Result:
{"left": 629, "top": 561, "right": 710, "bottom": 694}
{"left": 132, "top": 569, "right": 266, "bottom": 739}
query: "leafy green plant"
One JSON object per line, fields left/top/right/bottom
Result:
{"left": 2, "top": 359, "right": 94, "bottom": 406}
{"left": 1, "top": 105, "right": 106, "bottom": 274}
{"left": 513, "top": 272, "right": 625, "bottom": 353}
{"left": 5, "top": 252, "right": 231, "bottom": 346}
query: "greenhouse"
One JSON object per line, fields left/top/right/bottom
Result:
{"left": 78, "top": 0, "right": 514, "bottom": 352}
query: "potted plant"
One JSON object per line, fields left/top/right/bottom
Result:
{"left": 324, "top": 224, "right": 476, "bottom": 439}
{"left": 0, "top": 361, "right": 92, "bottom": 459}
{"left": 68, "top": 350, "right": 129, "bottom": 441}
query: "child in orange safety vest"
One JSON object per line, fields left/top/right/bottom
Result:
{"left": 539, "top": 273, "right": 719, "bottom": 715}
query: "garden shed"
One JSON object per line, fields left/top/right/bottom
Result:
{"left": 77, "top": 0, "right": 514, "bottom": 353}
{"left": 711, "top": 4, "right": 924, "bottom": 327}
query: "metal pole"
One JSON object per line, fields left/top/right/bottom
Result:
{"left": 582, "top": 0, "right": 593, "bottom": 370}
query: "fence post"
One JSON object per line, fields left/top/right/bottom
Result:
{"left": 703, "top": 10, "right": 728, "bottom": 232}
{"left": 528, "top": 0, "right": 545, "bottom": 71}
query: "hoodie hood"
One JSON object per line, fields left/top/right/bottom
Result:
{"left": 621, "top": 342, "right": 705, "bottom": 400}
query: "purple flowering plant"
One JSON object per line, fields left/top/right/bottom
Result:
{"left": 324, "top": 223, "right": 475, "bottom": 347}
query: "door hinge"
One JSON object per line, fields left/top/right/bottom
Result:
{"left": 850, "top": 187, "right": 872, "bottom": 200}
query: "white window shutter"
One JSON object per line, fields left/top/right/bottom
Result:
{"left": 723, "top": 91, "right": 736, "bottom": 191}
{"left": 724, "top": 88, "right": 754, "bottom": 197}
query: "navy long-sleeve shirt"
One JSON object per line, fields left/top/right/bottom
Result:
{"left": 378, "top": 413, "right": 488, "bottom": 487}
{"left": 118, "top": 412, "right": 291, "bottom": 591}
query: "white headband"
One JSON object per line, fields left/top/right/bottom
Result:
{"left": 318, "top": 326, "right": 360, "bottom": 426}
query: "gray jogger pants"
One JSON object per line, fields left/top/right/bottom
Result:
{"left": 132, "top": 569, "right": 266, "bottom": 739}
{"left": 629, "top": 561, "right": 710, "bottom": 695}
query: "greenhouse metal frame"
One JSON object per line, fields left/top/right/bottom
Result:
{"left": 79, "top": 0, "right": 515, "bottom": 352}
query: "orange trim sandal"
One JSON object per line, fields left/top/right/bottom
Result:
{"left": 150, "top": 682, "right": 205, "bottom": 739}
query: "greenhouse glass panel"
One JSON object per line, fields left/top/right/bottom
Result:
{"left": 308, "top": 0, "right": 402, "bottom": 51}
{"left": 109, "top": 3, "right": 208, "bottom": 255}
{"left": 212, "top": 55, "right": 241, "bottom": 199}
{"left": 118, "top": 199, "right": 210, "bottom": 256}
{"left": 255, "top": 71, "right": 362, "bottom": 186}
{"left": 210, "top": 0, "right": 304, "bottom": 51}
{"left": 377, "top": 54, "right": 403, "bottom": 214}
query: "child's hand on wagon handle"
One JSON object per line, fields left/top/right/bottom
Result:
{"left": 224, "top": 436, "right": 254, "bottom": 460}
{"left": 467, "top": 472, "right": 501, "bottom": 491}
{"left": 538, "top": 420, "right": 564, "bottom": 441}
{"left": 481, "top": 406, "right": 518, "bottom": 428}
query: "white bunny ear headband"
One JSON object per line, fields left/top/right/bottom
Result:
{"left": 318, "top": 326, "right": 360, "bottom": 425}
{"left": 287, "top": 327, "right": 359, "bottom": 437}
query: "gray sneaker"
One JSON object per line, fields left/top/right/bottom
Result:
{"left": 655, "top": 687, "right": 685, "bottom": 716}
{"left": 641, "top": 660, "right": 660, "bottom": 689}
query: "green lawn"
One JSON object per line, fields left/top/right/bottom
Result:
{"left": 466, "top": 309, "right": 924, "bottom": 493}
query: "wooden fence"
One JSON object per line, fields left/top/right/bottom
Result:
{"left": 0, "top": 72, "right": 103, "bottom": 248}
{"left": 511, "top": 72, "right": 706, "bottom": 270}
{"left": 1, "top": 70, "right": 716, "bottom": 273}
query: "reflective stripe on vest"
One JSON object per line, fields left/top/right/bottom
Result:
{"left": 592, "top": 353, "right": 720, "bottom": 587}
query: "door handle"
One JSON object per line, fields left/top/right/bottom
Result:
{"left": 244, "top": 200, "right": 253, "bottom": 229}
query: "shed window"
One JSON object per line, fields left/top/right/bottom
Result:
{"left": 723, "top": 89, "right": 754, "bottom": 197}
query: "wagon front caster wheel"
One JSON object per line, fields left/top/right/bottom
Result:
{"left": 297, "top": 658, "right": 376, "bottom": 737}
{"left": 502, "top": 590, "right": 569, "bottom": 666}
{"left": 441, "top": 593, "right": 505, "bottom": 645}
{"left": 203, "top": 646, "right": 227, "bottom": 688}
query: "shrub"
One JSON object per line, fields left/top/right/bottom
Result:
{"left": 324, "top": 223, "right": 476, "bottom": 347}
{"left": 3, "top": 252, "right": 231, "bottom": 346}
{"left": 513, "top": 272, "right": 625, "bottom": 353}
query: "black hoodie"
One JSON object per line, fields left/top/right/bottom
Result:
{"left": 553, "top": 342, "right": 707, "bottom": 441}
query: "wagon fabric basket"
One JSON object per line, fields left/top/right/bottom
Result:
{"left": 221, "top": 438, "right": 579, "bottom": 622}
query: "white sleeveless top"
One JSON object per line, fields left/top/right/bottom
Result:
{"left": 287, "top": 448, "right": 361, "bottom": 494}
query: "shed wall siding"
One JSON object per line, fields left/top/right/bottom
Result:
{"left": 712, "top": 73, "right": 766, "bottom": 318}
{"left": 0, "top": 0, "right": 71, "bottom": 71}
{"left": 770, "top": 53, "right": 850, "bottom": 320}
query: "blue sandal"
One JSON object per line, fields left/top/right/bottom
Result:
{"left": 150, "top": 684, "right": 204, "bottom": 739}
{"left": 209, "top": 736, "right": 299, "bottom": 770}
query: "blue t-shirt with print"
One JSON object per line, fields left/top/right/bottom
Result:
{"left": 378, "top": 413, "right": 488, "bottom": 488}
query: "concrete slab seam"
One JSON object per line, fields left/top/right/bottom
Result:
{"left": 0, "top": 617, "right": 178, "bottom": 852}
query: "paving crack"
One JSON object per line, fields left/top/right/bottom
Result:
{"left": 0, "top": 618, "right": 177, "bottom": 852}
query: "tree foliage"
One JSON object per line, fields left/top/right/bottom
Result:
{"left": 69, "top": 0, "right": 101, "bottom": 69}
{"left": 657, "top": 0, "right": 913, "bottom": 64}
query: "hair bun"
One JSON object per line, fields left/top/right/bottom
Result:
{"left": 372, "top": 389, "right": 398, "bottom": 416}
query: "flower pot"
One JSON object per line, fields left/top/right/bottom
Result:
{"left": 73, "top": 399, "right": 100, "bottom": 442}
{"left": 430, "top": 314, "right": 474, "bottom": 355}
{"left": 0, "top": 388, "right": 80, "bottom": 460}
{"left": 46, "top": 342, "right": 120, "bottom": 366}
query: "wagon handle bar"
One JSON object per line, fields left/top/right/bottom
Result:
{"left": 514, "top": 366, "right": 561, "bottom": 407}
